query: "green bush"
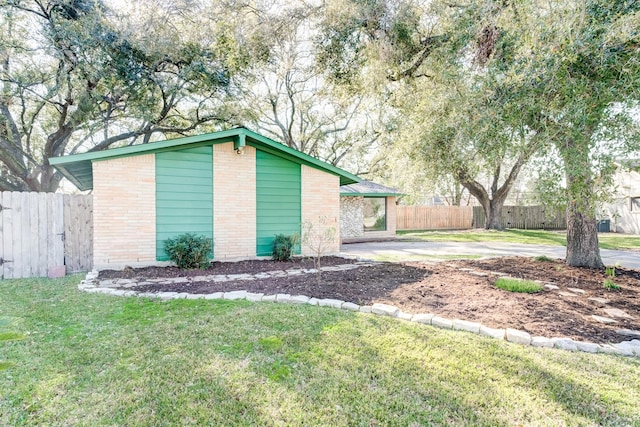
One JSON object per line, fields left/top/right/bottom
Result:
{"left": 605, "top": 265, "right": 616, "bottom": 278}
{"left": 603, "top": 278, "right": 620, "bottom": 290}
{"left": 164, "top": 233, "right": 213, "bottom": 269}
{"left": 494, "top": 277, "right": 543, "bottom": 293}
{"left": 272, "top": 234, "right": 298, "bottom": 261}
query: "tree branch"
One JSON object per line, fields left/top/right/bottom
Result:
{"left": 389, "top": 35, "right": 449, "bottom": 81}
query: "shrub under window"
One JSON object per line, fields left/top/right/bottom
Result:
{"left": 164, "top": 233, "right": 213, "bottom": 269}
{"left": 272, "top": 233, "right": 299, "bottom": 261}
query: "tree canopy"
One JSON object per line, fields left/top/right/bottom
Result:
{"left": 480, "top": 0, "right": 640, "bottom": 267}
{"left": 0, "top": 0, "right": 250, "bottom": 191}
{"left": 316, "top": 0, "right": 547, "bottom": 229}
{"left": 317, "top": 0, "right": 640, "bottom": 266}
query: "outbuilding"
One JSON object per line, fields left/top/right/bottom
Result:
{"left": 50, "top": 127, "right": 360, "bottom": 269}
{"left": 340, "top": 181, "right": 401, "bottom": 241}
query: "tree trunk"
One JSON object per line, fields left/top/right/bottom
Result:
{"left": 562, "top": 138, "right": 604, "bottom": 268}
{"left": 452, "top": 184, "right": 463, "bottom": 206}
{"left": 460, "top": 181, "right": 506, "bottom": 230}
{"left": 485, "top": 199, "right": 504, "bottom": 230}
{"left": 39, "top": 162, "right": 63, "bottom": 193}
{"left": 565, "top": 199, "right": 603, "bottom": 268}
{"left": 458, "top": 155, "right": 530, "bottom": 231}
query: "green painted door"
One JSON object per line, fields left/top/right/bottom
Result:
{"left": 156, "top": 146, "right": 213, "bottom": 261}
{"left": 256, "top": 150, "right": 301, "bottom": 256}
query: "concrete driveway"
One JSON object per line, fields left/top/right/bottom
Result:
{"left": 340, "top": 240, "right": 640, "bottom": 269}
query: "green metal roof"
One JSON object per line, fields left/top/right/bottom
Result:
{"left": 49, "top": 127, "right": 361, "bottom": 190}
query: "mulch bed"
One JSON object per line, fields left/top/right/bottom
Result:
{"left": 99, "top": 256, "right": 359, "bottom": 279}
{"left": 100, "top": 256, "right": 640, "bottom": 344}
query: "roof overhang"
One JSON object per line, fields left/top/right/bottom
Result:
{"left": 339, "top": 180, "right": 403, "bottom": 198}
{"left": 49, "top": 127, "right": 361, "bottom": 190}
{"left": 341, "top": 192, "right": 403, "bottom": 197}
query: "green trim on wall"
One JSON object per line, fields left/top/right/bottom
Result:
{"left": 256, "top": 150, "right": 301, "bottom": 256}
{"left": 156, "top": 146, "right": 213, "bottom": 261}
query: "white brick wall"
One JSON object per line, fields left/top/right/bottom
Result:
{"left": 213, "top": 143, "right": 257, "bottom": 259}
{"left": 93, "top": 154, "right": 156, "bottom": 269}
{"left": 301, "top": 165, "right": 340, "bottom": 255}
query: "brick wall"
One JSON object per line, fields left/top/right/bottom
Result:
{"left": 93, "top": 154, "right": 156, "bottom": 269}
{"left": 213, "top": 143, "right": 257, "bottom": 259}
{"left": 301, "top": 165, "right": 340, "bottom": 255}
{"left": 92, "top": 145, "right": 347, "bottom": 267}
{"left": 387, "top": 196, "right": 397, "bottom": 234}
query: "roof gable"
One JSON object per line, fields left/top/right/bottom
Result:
{"left": 49, "top": 127, "right": 360, "bottom": 190}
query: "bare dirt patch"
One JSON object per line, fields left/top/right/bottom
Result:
{"left": 101, "top": 256, "right": 640, "bottom": 344}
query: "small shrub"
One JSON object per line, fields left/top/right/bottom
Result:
{"left": 164, "top": 233, "right": 213, "bottom": 269}
{"left": 302, "top": 216, "right": 337, "bottom": 270}
{"left": 533, "top": 255, "right": 554, "bottom": 262}
{"left": 494, "top": 277, "right": 543, "bottom": 293}
{"left": 603, "top": 278, "right": 620, "bottom": 290}
{"left": 272, "top": 234, "right": 299, "bottom": 261}
{"left": 605, "top": 265, "right": 616, "bottom": 278}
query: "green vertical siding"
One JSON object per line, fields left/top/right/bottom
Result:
{"left": 256, "top": 150, "right": 301, "bottom": 256}
{"left": 156, "top": 146, "right": 213, "bottom": 261}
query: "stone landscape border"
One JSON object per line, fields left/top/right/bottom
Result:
{"left": 78, "top": 269, "right": 640, "bottom": 358}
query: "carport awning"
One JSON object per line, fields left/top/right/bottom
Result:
{"left": 340, "top": 180, "right": 402, "bottom": 197}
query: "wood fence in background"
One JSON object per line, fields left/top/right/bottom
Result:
{"left": 0, "top": 192, "right": 92, "bottom": 279}
{"left": 473, "top": 205, "right": 566, "bottom": 230}
{"left": 396, "top": 206, "right": 474, "bottom": 230}
{"left": 397, "top": 205, "right": 566, "bottom": 231}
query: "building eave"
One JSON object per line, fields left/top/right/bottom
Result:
{"left": 49, "top": 127, "right": 361, "bottom": 190}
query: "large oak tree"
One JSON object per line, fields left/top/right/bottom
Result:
{"left": 317, "top": 0, "right": 640, "bottom": 267}
{"left": 316, "top": 0, "right": 545, "bottom": 230}
{"left": 482, "top": 0, "right": 640, "bottom": 267}
{"left": 0, "top": 0, "right": 248, "bottom": 192}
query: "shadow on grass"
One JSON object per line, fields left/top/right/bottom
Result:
{"left": 505, "top": 229, "right": 567, "bottom": 246}
{"left": 1, "top": 277, "right": 639, "bottom": 426}
{"left": 278, "top": 314, "right": 640, "bottom": 426}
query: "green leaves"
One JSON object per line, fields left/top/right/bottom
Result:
{"left": 0, "top": 0, "right": 242, "bottom": 191}
{"left": 272, "top": 234, "right": 299, "bottom": 262}
{"left": 164, "top": 233, "right": 213, "bottom": 270}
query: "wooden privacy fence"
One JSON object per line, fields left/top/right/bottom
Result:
{"left": 397, "top": 205, "right": 566, "bottom": 231}
{"left": 0, "top": 192, "right": 93, "bottom": 279}
{"left": 472, "top": 205, "right": 566, "bottom": 230}
{"left": 397, "top": 206, "right": 474, "bottom": 230}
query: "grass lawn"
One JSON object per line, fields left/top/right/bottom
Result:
{"left": 399, "top": 229, "right": 640, "bottom": 251}
{"left": 1, "top": 276, "right": 640, "bottom": 426}
{"left": 494, "top": 277, "right": 543, "bottom": 293}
